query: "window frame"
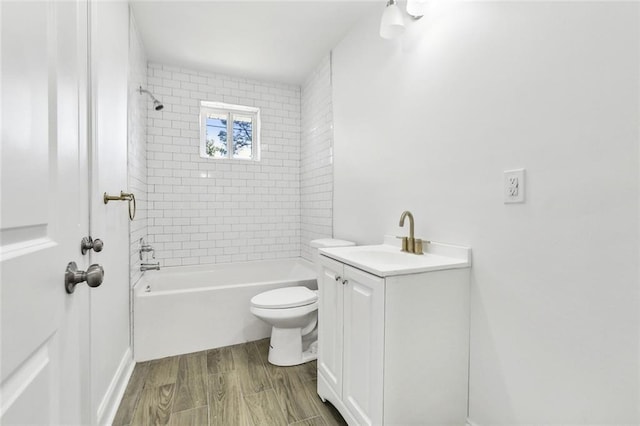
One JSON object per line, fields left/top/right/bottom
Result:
{"left": 199, "top": 100, "right": 261, "bottom": 161}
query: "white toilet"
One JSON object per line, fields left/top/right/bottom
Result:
{"left": 250, "top": 238, "right": 355, "bottom": 366}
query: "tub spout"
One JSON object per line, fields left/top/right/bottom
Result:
{"left": 141, "top": 262, "right": 160, "bottom": 272}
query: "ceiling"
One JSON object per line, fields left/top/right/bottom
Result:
{"left": 130, "top": 1, "right": 380, "bottom": 85}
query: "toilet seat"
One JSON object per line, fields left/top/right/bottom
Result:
{"left": 251, "top": 287, "right": 318, "bottom": 309}
{"left": 250, "top": 301, "right": 318, "bottom": 321}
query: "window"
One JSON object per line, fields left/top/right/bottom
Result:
{"left": 199, "top": 101, "right": 260, "bottom": 161}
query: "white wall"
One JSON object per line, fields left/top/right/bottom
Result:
{"left": 301, "top": 55, "right": 335, "bottom": 261}
{"left": 128, "top": 12, "right": 148, "bottom": 285}
{"left": 331, "top": 2, "right": 639, "bottom": 423}
{"left": 145, "top": 64, "right": 300, "bottom": 266}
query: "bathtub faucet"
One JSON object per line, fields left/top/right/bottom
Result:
{"left": 140, "top": 245, "right": 155, "bottom": 258}
{"left": 140, "top": 262, "right": 160, "bottom": 272}
{"left": 139, "top": 238, "right": 155, "bottom": 260}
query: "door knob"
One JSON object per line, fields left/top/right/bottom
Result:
{"left": 81, "top": 236, "right": 104, "bottom": 254}
{"left": 65, "top": 262, "right": 104, "bottom": 294}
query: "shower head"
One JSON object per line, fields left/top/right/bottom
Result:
{"left": 139, "top": 86, "right": 164, "bottom": 111}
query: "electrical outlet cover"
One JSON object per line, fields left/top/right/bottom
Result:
{"left": 504, "top": 169, "right": 525, "bottom": 203}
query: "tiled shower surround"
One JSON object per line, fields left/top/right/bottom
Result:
{"left": 145, "top": 63, "right": 327, "bottom": 266}
{"left": 128, "top": 16, "right": 148, "bottom": 284}
{"left": 300, "top": 55, "right": 334, "bottom": 261}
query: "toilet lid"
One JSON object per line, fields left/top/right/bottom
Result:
{"left": 251, "top": 287, "right": 318, "bottom": 309}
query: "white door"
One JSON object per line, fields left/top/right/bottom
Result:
{"left": 317, "top": 256, "right": 345, "bottom": 399}
{"left": 1, "top": 1, "right": 91, "bottom": 424}
{"left": 342, "top": 265, "right": 385, "bottom": 426}
{"left": 88, "top": 2, "right": 131, "bottom": 421}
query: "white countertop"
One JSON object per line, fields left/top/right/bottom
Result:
{"left": 319, "top": 236, "right": 471, "bottom": 277}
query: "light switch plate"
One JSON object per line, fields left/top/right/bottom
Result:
{"left": 504, "top": 169, "right": 525, "bottom": 203}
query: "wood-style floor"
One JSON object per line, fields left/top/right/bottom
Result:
{"left": 113, "top": 339, "right": 347, "bottom": 425}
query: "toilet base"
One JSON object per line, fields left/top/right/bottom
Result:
{"left": 267, "top": 327, "right": 317, "bottom": 366}
{"left": 301, "top": 340, "right": 318, "bottom": 364}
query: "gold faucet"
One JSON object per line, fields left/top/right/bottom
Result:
{"left": 398, "top": 210, "right": 423, "bottom": 255}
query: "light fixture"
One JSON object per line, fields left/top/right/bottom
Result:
{"left": 406, "top": 0, "right": 427, "bottom": 19}
{"left": 380, "top": 0, "right": 426, "bottom": 40}
{"left": 379, "top": 0, "right": 405, "bottom": 40}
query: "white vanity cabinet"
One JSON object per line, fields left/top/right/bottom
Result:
{"left": 318, "top": 255, "right": 385, "bottom": 425}
{"left": 317, "top": 241, "right": 471, "bottom": 426}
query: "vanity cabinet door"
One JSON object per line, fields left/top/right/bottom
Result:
{"left": 318, "top": 256, "right": 345, "bottom": 399}
{"left": 342, "top": 265, "right": 385, "bottom": 426}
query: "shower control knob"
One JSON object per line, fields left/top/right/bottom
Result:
{"left": 65, "top": 262, "right": 105, "bottom": 294}
{"left": 81, "top": 236, "right": 104, "bottom": 254}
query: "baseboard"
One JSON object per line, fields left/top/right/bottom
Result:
{"left": 96, "top": 348, "right": 134, "bottom": 426}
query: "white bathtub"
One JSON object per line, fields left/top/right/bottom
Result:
{"left": 133, "top": 258, "right": 317, "bottom": 361}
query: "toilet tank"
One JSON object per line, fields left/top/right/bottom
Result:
{"left": 310, "top": 238, "right": 355, "bottom": 266}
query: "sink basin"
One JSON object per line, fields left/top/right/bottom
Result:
{"left": 341, "top": 247, "right": 435, "bottom": 267}
{"left": 319, "top": 237, "right": 470, "bottom": 277}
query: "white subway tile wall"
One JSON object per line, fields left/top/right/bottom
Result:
{"left": 128, "top": 15, "right": 148, "bottom": 285}
{"left": 300, "top": 55, "right": 334, "bottom": 261}
{"left": 146, "top": 63, "right": 301, "bottom": 266}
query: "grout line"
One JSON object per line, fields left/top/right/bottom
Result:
{"left": 288, "top": 416, "right": 322, "bottom": 426}
{"left": 129, "top": 366, "right": 147, "bottom": 418}
{"left": 120, "top": 364, "right": 148, "bottom": 425}
{"left": 204, "top": 351, "right": 211, "bottom": 426}
{"left": 252, "top": 340, "right": 291, "bottom": 423}
{"left": 167, "top": 355, "right": 179, "bottom": 416}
